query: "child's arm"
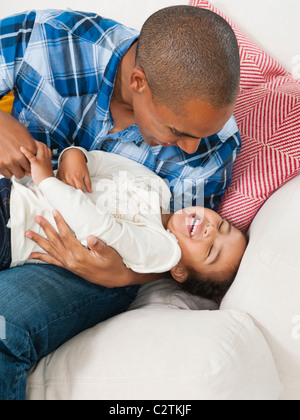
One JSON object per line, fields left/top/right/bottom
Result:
{"left": 56, "top": 147, "right": 93, "bottom": 193}
{"left": 20, "top": 141, "right": 54, "bottom": 183}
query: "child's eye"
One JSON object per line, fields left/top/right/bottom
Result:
{"left": 218, "top": 221, "right": 224, "bottom": 232}
{"left": 208, "top": 245, "right": 213, "bottom": 257}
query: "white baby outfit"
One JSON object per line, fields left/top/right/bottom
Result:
{"left": 9, "top": 148, "right": 181, "bottom": 273}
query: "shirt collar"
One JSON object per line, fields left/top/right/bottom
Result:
{"left": 103, "top": 124, "right": 144, "bottom": 146}
{"left": 150, "top": 145, "right": 163, "bottom": 155}
{"left": 119, "top": 126, "right": 163, "bottom": 153}
{"left": 96, "top": 33, "right": 139, "bottom": 122}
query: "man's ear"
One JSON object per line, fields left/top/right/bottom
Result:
{"left": 170, "top": 262, "right": 189, "bottom": 284}
{"left": 129, "top": 66, "right": 148, "bottom": 94}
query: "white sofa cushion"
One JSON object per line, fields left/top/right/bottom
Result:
{"left": 129, "top": 278, "right": 219, "bottom": 311}
{"left": 27, "top": 280, "right": 281, "bottom": 400}
{"left": 222, "top": 175, "right": 300, "bottom": 400}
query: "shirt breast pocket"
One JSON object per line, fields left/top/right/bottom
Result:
{"left": 16, "top": 108, "right": 51, "bottom": 143}
{"left": 14, "top": 107, "right": 63, "bottom": 164}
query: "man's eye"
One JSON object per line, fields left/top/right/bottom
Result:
{"left": 172, "top": 128, "right": 183, "bottom": 137}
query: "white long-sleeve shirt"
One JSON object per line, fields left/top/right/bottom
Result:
{"left": 10, "top": 148, "right": 181, "bottom": 273}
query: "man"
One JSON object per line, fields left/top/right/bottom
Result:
{"left": 0, "top": 6, "right": 241, "bottom": 399}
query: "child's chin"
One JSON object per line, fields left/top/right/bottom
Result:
{"left": 167, "top": 213, "right": 185, "bottom": 238}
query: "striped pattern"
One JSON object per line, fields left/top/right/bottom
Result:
{"left": 190, "top": 0, "right": 300, "bottom": 231}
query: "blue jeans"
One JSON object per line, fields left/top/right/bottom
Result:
{"left": 0, "top": 178, "right": 12, "bottom": 269}
{"left": 0, "top": 264, "right": 140, "bottom": 400}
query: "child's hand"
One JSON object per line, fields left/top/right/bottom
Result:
{"left": 56, "top": 148, "right": 92, "bottom": 193}
{"left": 20, "top": 141, "right": 54, "bottom": 186}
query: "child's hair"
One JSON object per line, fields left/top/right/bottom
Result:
{"left": 180, "top": 269, "right": 238, "bottom": 303}
{"left": 180, "top": 231, "right": 249, "bottom": 302}
{"left": 136, "top": 5, "right": 240, "bottom": 113}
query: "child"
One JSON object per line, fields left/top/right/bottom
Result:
{"left": 0, "top": 141, "right": 247, "bottom": 301}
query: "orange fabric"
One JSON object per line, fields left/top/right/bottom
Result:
{"left": 0, "top": 91, "right": 14, "bottom": 114}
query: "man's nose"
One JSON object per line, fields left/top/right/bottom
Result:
{"left": 176, "top": 139, "right": 201, "bottom": 154}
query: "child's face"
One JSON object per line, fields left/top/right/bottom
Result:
{"left": 167, "top": 207, "right": 247, "bottom": 282}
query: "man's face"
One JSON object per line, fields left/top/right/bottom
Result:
{"left": 132, "top": 91, "right": 236, "bottom": 155}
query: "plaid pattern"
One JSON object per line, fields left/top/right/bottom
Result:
{"left": 0, "top": 9, "right": 241, "bottom": 211}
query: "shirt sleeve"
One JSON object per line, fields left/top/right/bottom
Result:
{"left": 38, "top": 176, "right": 181, "bottom": 274}
{"left": 0, "top": 11, "right": 36, "bottom": 97}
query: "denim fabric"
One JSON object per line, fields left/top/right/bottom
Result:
{"left": 0, "top": 178, "right": 12, "bottom": 270}
{"left": 0, "top": 264, "right": 139, "bottom": 400}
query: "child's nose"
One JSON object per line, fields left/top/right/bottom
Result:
{"left": 203, "top": 223, "right": 216, "bottom": 238}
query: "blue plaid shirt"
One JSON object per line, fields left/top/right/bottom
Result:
{"left": 0, "top": 10, "right": 241, "bottom": 211}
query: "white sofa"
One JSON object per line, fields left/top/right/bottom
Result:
{"left": 20, "top": 0, "right": 300, "bottom": 400}
{"left": 26, "top": 175, "right": 300, "bottom": 400}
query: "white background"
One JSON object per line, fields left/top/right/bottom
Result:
{"left": 210, "top": 0, "right": 300, "bottom": 73}
{"left": 0, "top": 0, "right": 299, "bottom": 72}
{"left": 0, "top": 0, "right": 187, "bottom": 30}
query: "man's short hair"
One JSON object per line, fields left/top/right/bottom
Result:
{"left": 136, "top": 6, "right": 240, "bottom": 112}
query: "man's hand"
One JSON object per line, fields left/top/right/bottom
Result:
{"left": 25, "top": 210, "right": 144, "bottom": 288}
{"left": 57, "top": 148, "right": 92, "bottom": 193}
{"left": 0, "top": 110, "right": 38, "bottom": 179}
{"left": 20, "top": 141, "right": 54, "bottom": 186}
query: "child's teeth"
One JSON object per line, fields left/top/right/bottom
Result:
{"left": 191, "top": 219, "right": 201, "bottom": 236}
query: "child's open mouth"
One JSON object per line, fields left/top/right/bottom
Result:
{"left": 187, "top": 214, "right": 204, "bottom": 238}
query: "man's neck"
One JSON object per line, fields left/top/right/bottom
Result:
{"left": 112, "top": 41, "right": 137, "bottom": 108}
